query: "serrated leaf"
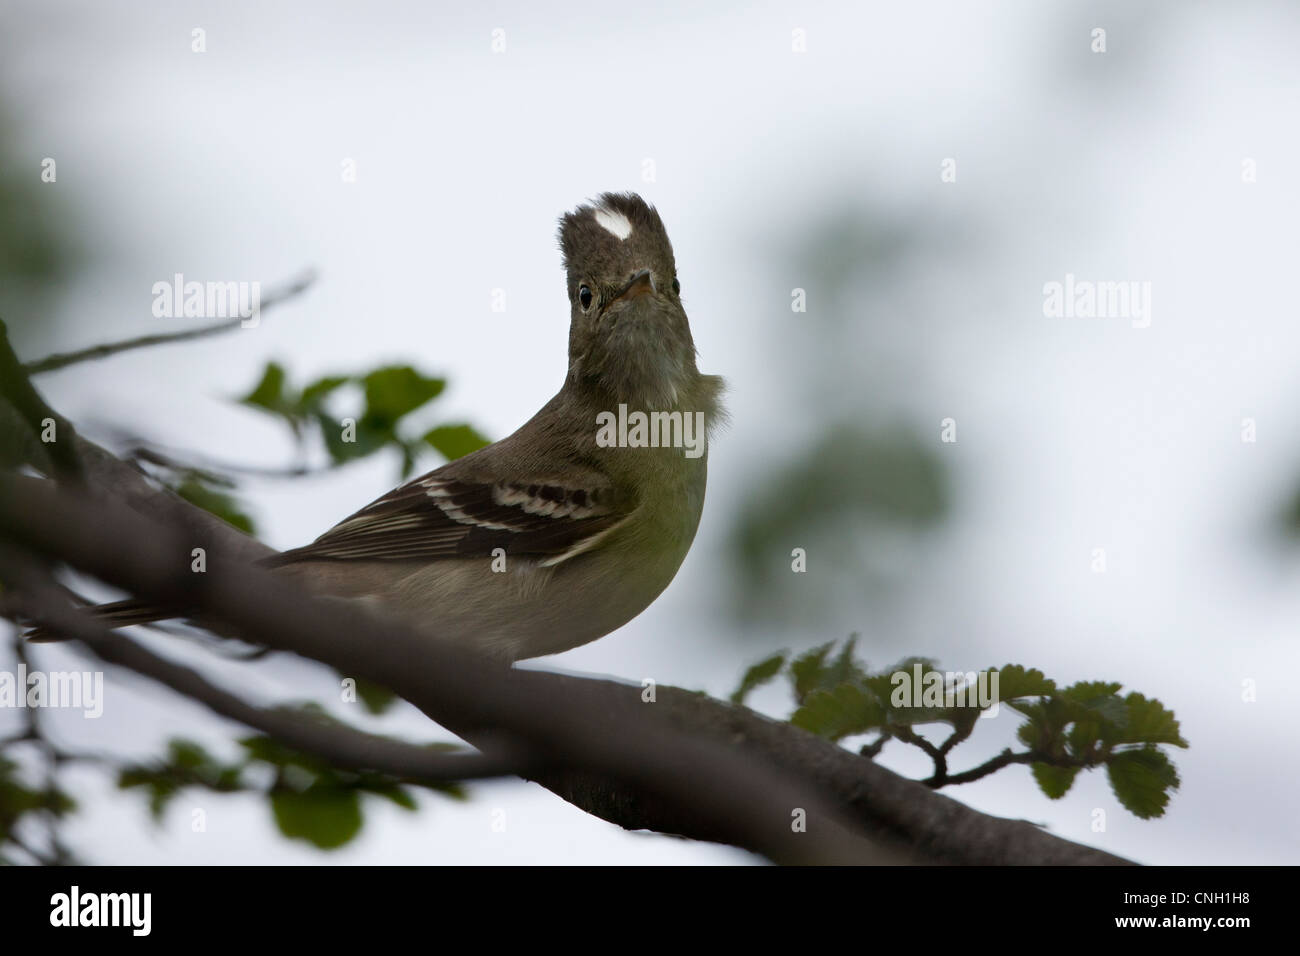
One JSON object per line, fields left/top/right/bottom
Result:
{"left": 872, "top": 658, "right": 961, "bottom": 725}
{"left": 829, "top": 635, "right": 865, "bottom": 684}
{"left": 1062, "top": 680, "right": 1123, "bottom": 702}
{"left": 1031, "top": 762, "right": 1079, "bottom": 799}
{"left": 270, "top": 784, "right": 363, "bottom": 849}
{"left": 992, "top": 665, "right": 1057, "bottom": 700}
{"left": 1016, "top": 706, "right": 1051, "bottom": 750}
{"left": 790, "top": 642, "right": 834, "bottom": 704}
{"left": 792, "top": 682, "right": 884, "bottom": 741}
{"left": 1111, "top": 693, "right": 1188, "bottom": 747}
{"left": 1065, "top": 718, "right": 1106, "bottom": 760}
{"left": 730, "top": 652, "right": 787, "bottom": 705}
{"left": 790, "top": 638, "right": 868, "bottom": 704}
{"left": 423, "top": 423, "right": 491, "bottom": 462}
{"left": 1107, "top": 747, "right": 1180, "bottom": 818}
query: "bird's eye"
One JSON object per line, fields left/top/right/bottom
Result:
{"left": 579, "top": 285, "right": 593, "bottom": 311}
{"left": 671, "top": 276, "right": 681, "bottom": 296}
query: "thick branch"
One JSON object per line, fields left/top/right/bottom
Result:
{"left": 0, "top": 475, "right": 900, "bottom": 865}
{"left": 0, "top": 474, "right": 1131, "bottom": 865}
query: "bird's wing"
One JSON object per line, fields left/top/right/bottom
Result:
{"left": 269, "top": 473, "right": 631, "bottom": 568}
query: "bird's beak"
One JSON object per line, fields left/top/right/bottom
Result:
{"left": 610, "top": 269, "right": 657, "bottom": 306}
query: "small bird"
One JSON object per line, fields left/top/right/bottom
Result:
{"left": 38, "top": 193, "right": 724, "bottom": 661}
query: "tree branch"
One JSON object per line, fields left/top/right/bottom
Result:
{"left": 3, "top": 560, "right": 525, "bottom": 786}
{"left": 0, "top": 313, "right": 1130, "bottom": 864}
{"left": 0, "top": 475, "right": 905, "bottom": 865}
{"left": 0, "top": 474, "right": 1132, "bottom": 864}
{"left": 935, "top": 748, "right": 1101, "bottom": 788}
{"left": 0, "top": 317, "right": 82, "bottom": 480}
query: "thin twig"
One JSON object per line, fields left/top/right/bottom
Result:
{"left": 23, "top": 269, "right": 317, "bottom": 375}
{"left": 929, "top": 748, "right": 1102, "bottom": 788}
{"left": 130, "top": 444, "right": 327, "bottom": 481}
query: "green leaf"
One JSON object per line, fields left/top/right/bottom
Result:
{"left": 353, "top": 677, "right": 398, "bottom": 716}
{"left": 117, "top": 768, "right": 180, "bottom": 821}
{"left": 167, "top": 739, "right": 213, "bottom": 772}
{"left": 366, "top": 784, "right": 418, "bottom": 811}
{"left": 1031, "top": 763, "right": 1079, "bottom": 800}
{"left": 300, "top": 374, "right": 351, "bottom": 411}
{"left": 869, "top": 658, "right": 954, "bottom": 725}
{"left": 730, "top": 652, "right": 787, "bottom": 705}
{"left": 792, "top": 682, "right": 884, "bottom": 741}
{"left": 789, "top": 637, "right": 868, "bottom": 705}
{"left": 239, "top": 734, "right": 331, "bottom": 775}
{"left": 1015, "top": 705, "right": 1052, "bottom": 751}
{"left": 270, "top": 783, "right": 363, "bottom": 850}
{"left": 239, "top": 361, "right": 288, "bottom": 412}
{"left": 423, "top": 423, "right": 491, "bottom": 462}
{"left": 991, "top": 665, "right": 1057, "bottom": 700}
{"left": 1107, "top": 747, "right": 1180, "bottom": 819}
{"left": 317, "top": 411, "right": 389, "bottom": 465}
{"left": 173, "top": 477, "right": 256, "bottom": 535}
{"left": 396, "top": 438, "right": 422, "bottom": 479}
{"left": 790, "top": 642, "right": 834, "bottom": 704}
{"left": 0, "top": 758, "right": 76, "bottom": 835}
{"left": 362, "top": 366, "right": 445, "bottom": 424}
{"left": 1062, "top": 680, "right": 1123, "bottom": 702}
{"left": 1111, "top": 693, "right": 1188, "bottom": 748}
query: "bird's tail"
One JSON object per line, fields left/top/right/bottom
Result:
{"left": 23, "top": 598, "right": 178, "bottom": 643}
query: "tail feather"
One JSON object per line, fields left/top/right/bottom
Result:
{"left": 24, "top": 599, "right": 176, "bottom": 643}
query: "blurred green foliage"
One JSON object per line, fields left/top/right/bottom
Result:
{"left": 0, "top": 755, "right": 77, "bottom": 865}
{"left": 118, "top": 714, "right": 467, "bottom": 851}
{"left": 239, "top": 360, "right": 489, "bottom": 482}
{"left": 0, "top": 106, "right": 80, "bottom": 350}
{"left": 724, "top": 209, "right": 955, "bottom": 628}
{"left": 729, "top": 425, "right": 948, "bottom": 624}
{"left": 138, "top": 360, "right": 492, "bottom": 539}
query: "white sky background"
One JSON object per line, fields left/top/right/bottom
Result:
{"left": 2, "top": 0, "right": 1299, "bottom": 864}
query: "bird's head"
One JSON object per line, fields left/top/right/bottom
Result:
{"left": 558, "top": 192, "right": 699, "bottom": 410}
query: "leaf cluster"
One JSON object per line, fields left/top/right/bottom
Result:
{"left": 117, "top": 713, "right": 466, "bottom": 850}
{"left": 732, "top": 638, "right": 1187, "bottom": 818}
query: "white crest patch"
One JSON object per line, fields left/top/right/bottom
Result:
{"left": 594, "top": 207, "right": 633, "bottom": 241}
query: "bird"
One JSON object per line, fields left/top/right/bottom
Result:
{"left": 32, "top": 193, "right": 725, "bottom": 661}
